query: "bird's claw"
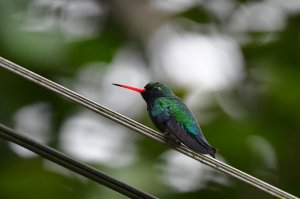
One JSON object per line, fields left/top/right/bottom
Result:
{"left": 164, "top": 131, "right": 181, "bottom": 147}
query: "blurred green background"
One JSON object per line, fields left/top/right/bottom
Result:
{"left": 0, "top": 0, "right": 300, "bottom": 198}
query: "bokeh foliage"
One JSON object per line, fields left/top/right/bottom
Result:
{"left": 1, "top": 0, "right": 300, "bottom": 198}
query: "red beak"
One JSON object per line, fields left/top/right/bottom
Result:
{"left": 113, "top": 83, "right": 145, "bottom": 93}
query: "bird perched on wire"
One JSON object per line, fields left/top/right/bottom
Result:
{"left": 113, "top": 82, "right": 217, "bottom": 158}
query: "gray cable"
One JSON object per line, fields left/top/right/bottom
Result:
{"left": 0, "top": 123, "right": 158, "bottom": 199}
{"left": 0, "top": 56, "right": 298, "bottom": 199}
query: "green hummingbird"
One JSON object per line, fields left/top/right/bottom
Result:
{"left": 113, "top": 82, "right": 217, "bottom": 158}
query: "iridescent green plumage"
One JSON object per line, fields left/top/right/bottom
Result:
{"left": 151, "top": 97, "right": 200, "bottom": 136}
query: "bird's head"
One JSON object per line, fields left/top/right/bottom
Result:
{"left": 113, "top": 82, "right": 174, "bottom": 102}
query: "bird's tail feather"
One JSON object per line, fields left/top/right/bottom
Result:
{"left": 195, "top": 135, "right": 217, "bottom": 158}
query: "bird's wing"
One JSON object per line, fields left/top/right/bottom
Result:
{"left": 153, "top": 98, "right": 215, "bottom": 156}
{"left": 152, "top": 97, "right": 198, "bottom": 135}
{"left": 164, "top": 112, "right": 215, "bottom": 155}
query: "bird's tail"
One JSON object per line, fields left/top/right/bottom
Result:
{"left": 195, "top": 135, "right": 218, "bottom": 158}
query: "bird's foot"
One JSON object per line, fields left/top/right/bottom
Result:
{"left": 168, "top": 139, "right": 181, "bottom": 147}
{"left": 164, "top": 131, "right": 181, "bottom": 147}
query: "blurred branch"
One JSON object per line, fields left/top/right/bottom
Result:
{"left": 0, "top": 56, "right": 298, "bottom": 199}
{"left": 0, "top": 123, "right": 157, "bottom": 199}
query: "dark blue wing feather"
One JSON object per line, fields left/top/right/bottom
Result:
{"left": 165, "top": 115, "right": 216, "bottom": 158}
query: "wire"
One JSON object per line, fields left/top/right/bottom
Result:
{"left": 0, "top": 123, "right": 158, "bottom": 199}
{"left": 0, "top": 56, "right": 298, "bottom": 199}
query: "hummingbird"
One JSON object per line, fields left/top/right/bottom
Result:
{"left": 113, "top": 82, "right": 217, "bottom": 158}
